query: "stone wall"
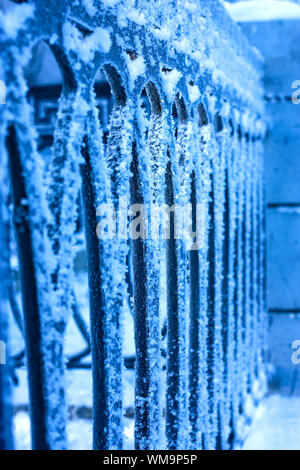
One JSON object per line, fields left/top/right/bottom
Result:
{"left": 242, "top": 19, "right": 300, "bottom": 395}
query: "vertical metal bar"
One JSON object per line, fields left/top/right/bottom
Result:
{"left": 211, "top": 114, "right": 226, "bottom": 450}
{"left": 206, "top": 164, "right": 216, "bottom": 447}
{"left": 165, "top": 99, "right": 190, "bottom": 450}
{"left": 246, "top": 132, "right": 254, "bottom": 395}
{"left": 80, "top": 137, "right": 110, "bottom": 450}
{"left": 132, "top": 85, "right": 164, "bottom": 450}
{"left": 165, "top": 157, "right": 180, "bottom": 449}
{"left": 189, "top": 106, "right": 210, "bottom": 450}
{"left": 241, "top": 177, "right": 247, "bottom": 401}
{"left": 0, "top": 176, "right": 13, "bottom": 450}
{"left": 231, "top": 124, "right": 240, "bottom": 448}
{"left": 224, "top": 120, "right": 237, "bottom": 449}
{"left": 222, "top": 169, "right": 230, "bottom": 392}
{"left": 6, "top": 125, "right": 48, "bottom": 450}
{"left": 221, "top": 166, "right": 230, "bottom": 448}
{"left": 189, "top": 170, "right": 200, "bottom": 446}
{"left": 99, "top": 67, "right": 131, "bottom": 449}
{"left": 80, "top": 92, "right": 128, "bottom": 448}
{"left": 249, "top": 131, "right": 258, "bottom": 391}
{"left": 240, "top": 129, "right": 251, "bottom": 412}
{"left": 257, "top": 134, "right": 267, "bottom": 369}
{"left": 232, "top": 123, "right": 245, "bottom": 445}
{"left": 130, "top": 140, "right": 151, "bottom": 449}
{"left": 243, "top": 130, "right": 255, "bottom": 401}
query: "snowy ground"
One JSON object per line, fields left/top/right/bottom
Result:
{"left": 224, "top": 0, "right": 300, "bottom": 22}
{"left": 242, "top": 395, "right": 300, "bottom": 450}
{"left": 13, "top": 394, "right": 300, "bottom": 450}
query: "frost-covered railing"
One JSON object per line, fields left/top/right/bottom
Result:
{"left": 0, "top": 0, "right": 267, "bottom": 450}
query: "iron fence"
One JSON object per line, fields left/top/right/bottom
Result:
{"left": 0, "top": 0, "right": 267, "bottom": 451}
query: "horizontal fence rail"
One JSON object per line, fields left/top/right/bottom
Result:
{"left": 0, "top": 0, "right": 267, "bottom": 450}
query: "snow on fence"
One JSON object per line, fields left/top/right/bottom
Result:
{"left": 0, "top": 0, "right": 267, "bottom": 450}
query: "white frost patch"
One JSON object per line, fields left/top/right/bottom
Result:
{"left": 49, "top": 33, "right": 59, "bottom": 45}
{"left": 152, "top": 26, "right": 171, "bottom": 41}
{"left": 14, "top": 412, "right": 93, "bottom": 450}
{"left": 225, "top": 0, "right": 300, "bottom": 23}
{"left": 206, "top": 87, "right": 217, "bottom": 114}
{"left": 252, "top": 369, "right": 268, "bottom": 401}
{"left": 187, "top": 81, "right": 200, "bottom": 103}
{"left": 184, "top": 2, "right": 197, "bottom": 13}
{"left": 221, "top": 99, "right": 231, "bottom": 118}
{"left": 123, "top": 419, "right": 134, "bottom": 450}
{"left": 127, "top": 8, "right": 146, "bottom": 26}
{"left": 244, "top": 394, "right": 256, "bottom": 419}
{"left": 173, "top": 37, "right": 191, "bottom": 55}
{"left": 0, "top": 3, "right": 35, "bottom": 39}
{"left": 161, "top": 68, "right": 182, "bottom": 102}
{"left": 14, "top": 412, "right": 31, "bottom": 450}
{"left": 63, "top": 21, "right": 111, "bottom": 62}
{"left": 101, "top": 0, "right": 120, "bottom": 6}
{"left": 243, "top": 395, "right": 300, "bottom": 450}
{"left": 124, "top": 53, "right": 146, "bottom": 87}
{"left": 81, "top": 0, "right": 97, "bottom": 16}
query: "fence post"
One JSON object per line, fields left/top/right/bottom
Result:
{"left": 130, "top": 139, "right": 152, "bottom": 449}
{"left": 0, "top": 119, "right": 13, "bottom": 450}
{"left": 0, "top": 203, "right": 13, "bottom": 451}
{"left": 165, "top": 97, "right": 191, "bottom": 449}
{"left": 0, "top": 0, "right": 267, "bottom": 451}
{"left": 189, "top": 169, "right": 201, "bottom": 447}
{"left": 80, "top": 123, "right": 122, "bottom": 449}
{"left": 130, "top": 83, "right": 168, "bottom": 449}
{"left": 6, "top": 125, "right": 49, "bottom": 449}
